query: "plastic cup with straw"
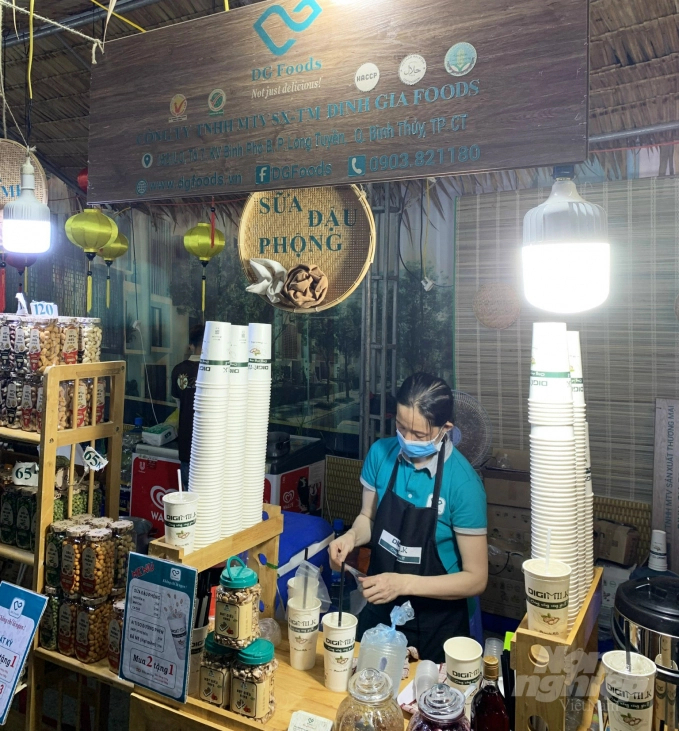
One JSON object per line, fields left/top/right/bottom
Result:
{"left": 322, "top": 563, "right": 357, "bottom": 691}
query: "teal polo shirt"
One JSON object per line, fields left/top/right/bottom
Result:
{"left": 360, "top": 436, "right": 487, "bottom": 574}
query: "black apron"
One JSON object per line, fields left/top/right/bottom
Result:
{"left": 357, "top": 438, "right": 469, "bottom": 663}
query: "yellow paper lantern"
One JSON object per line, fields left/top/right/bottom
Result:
{"left": 65, "top": 209, "right": 118, "bottom": 313}
{"left": 183, "top": 222, "right": 225, "bottom": 313}
{"left": 97, "top": 232, "right": 128, "bottom": 308}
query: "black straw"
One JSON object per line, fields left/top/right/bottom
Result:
{"left": 624, "top": 620, "right": 632, "bottom": 672}
{"left": 338, "top": 562, "right": 346, "bottom": 627}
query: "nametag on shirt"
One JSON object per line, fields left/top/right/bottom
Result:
{"left": 378, "top": 529, "right": 422, "bottom": 565}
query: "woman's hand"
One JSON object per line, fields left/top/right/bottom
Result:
{"left": 329, "top": 530, "right": 357, "bottom": 570}
{"left": 359, "top": 573, "right": 408, "bottom": 605}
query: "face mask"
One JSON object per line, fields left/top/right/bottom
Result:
{"left": 397, "top": 428, "right": 445, "bottom": 459}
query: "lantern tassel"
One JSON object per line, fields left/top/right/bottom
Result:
{"left": 105, "top": 261, "right": 112, "bottom": 308}
{"left": 87, "top": 260, "right": 93, "bottom": 313}
{"left": 201, "top": 271, "right": 206, "bottom": 314}
{"left": 0, "top": 261, "right": 6, "bottom": 314}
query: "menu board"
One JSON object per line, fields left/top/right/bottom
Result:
{"left": 0, "top": 582, "right": 47, "bottom": 725}
{"left": 119, "top": 553, "right": 197, "bottom": 702}
{"left": 87, "top": 0, "right": 588, "bottom": 202}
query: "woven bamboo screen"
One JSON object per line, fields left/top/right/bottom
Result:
{"left": 455, "top": 176, "right": 679, "bottom": 504}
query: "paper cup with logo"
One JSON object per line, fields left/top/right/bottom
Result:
{"left": 162, "top": 492, "right": 198, "bottom": 552}
{"left": 248, "top": 323, "right": 272, "bottom": 382}
{"left": 603, "top": 651, "right": 656, "bottom": 731}
{"left": 287, "top": 596, "right": 321, "bottom": 670}
{"left": 322, "top": 612, "right": 358, "bottom": 692}
{"left": 522, "top": 558, "right": 571, "bottom": 639}
{"left": 444, "top": 636, "right": 482, "bottom": 715}
{"left": 167, "top": 611, "right": 189, "bottom": 660}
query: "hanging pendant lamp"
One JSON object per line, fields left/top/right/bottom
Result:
{"left": 5, "top": 252, "right": 38, "bottom": 297}
{"left": 184, "top": 221, "right": 225, "bottom": 315}
{"left": 522, "top": 166, "right": 610, "bottom": 314}
{"left": 97, "top": 231, "right": 128, "bottom": 308}
{"left": 65, "top": 209, "right": 118, "bottom": 313}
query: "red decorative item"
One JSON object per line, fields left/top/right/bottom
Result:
{"left": 5, "top": 252, "right": 38, "bottom": 295}
{"left": 77, "top": 167, "right": 88, "bottom": 193}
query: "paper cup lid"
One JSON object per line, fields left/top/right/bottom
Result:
{"left": 220, "top": 555, "right": 258, "bottom": 589}
{"left": 237, "top": 638, "right": 274, "bottom": 665}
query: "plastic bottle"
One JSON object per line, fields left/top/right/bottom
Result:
{"left": 330, "top": 518, "right": 345, "bottom": 609}
{"left": 630, "top": 530, "right": 678, "bottom": 580}
{"left": 120, "top": 417, "right": 144, "bottom": 487}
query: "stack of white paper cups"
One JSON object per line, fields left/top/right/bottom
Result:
{"left": 242, "top": 323, "right": 272, "bottom": 528}
{"left": 528, "top": 323, "right": 578, "bottom": 624}
{"left": 221, "top": 325, "right": 249, "bottom": 538}
{"left": 584, "top": 422, "right": 594, "bottom": 585}
{"left": 189, "top": 321, "right": 230, "bottom": 548}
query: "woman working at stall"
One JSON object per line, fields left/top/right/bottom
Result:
{"left": 330, "top": 373, "right": 488, "bottom": 663}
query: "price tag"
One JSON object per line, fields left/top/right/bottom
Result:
{"left": 29, "top": 301, "right": 58, "bottom": 317}
{"left": 11, "top": 463, "right": 38, "bottom": 487}
{"left": 0, "top": 582, "right": 48, "bottom": 725}
{"left": 83, "top": 446, "right": 108, "bottom": 472}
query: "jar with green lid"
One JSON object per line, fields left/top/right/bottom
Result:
{"left": 58, "top": 593, "right": 79, "bottom": 656}
{"left": 231, "top": 638, "right": 277, "bottom": 722}
{"left": 199, "top": 632, "right": 235, "bottom": 707}
{"left": 45, "top": 520, "right": 71, "bottom": 587}
{"left": 75, "top": 596, "right": 111, "bottom": 663}
{"left": 15, "top": 487, "right": 35, "bottom": 550}
{"left": 39, "top": 587, "right": 60, "bottom": 651}
{"left": 107, "top": 599, "right": 125, "bottom": 673}
{"left": 60, "top": 525, "right": 89, "bottom": 594}
{"left": 0, "top": 485, "right": 17, "bottom": 545}
{"left": 81, "top": 528, "right": 114, "bottom": 599}
{"left": 215, "top": 556, "right": 261, "bottom": 649}
{"left": 111, "top": 520, "right": 135, "bottom": 588}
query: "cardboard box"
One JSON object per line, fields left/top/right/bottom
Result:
{"left": 487, "top": 505, "right": 531, "bottom": 532}
{"left": 488, "top": 544, "right": 528, "bottom": 582}
{"left": 594, "top": 519, "right": 640, "bottom": 567}
{"left": 598, "top": 560, "right": 633, "bottom": 629}
{"left": 487, "top": 524, "right": 531, "bottom": 552}
{"left": 653, "top": 399, "right": 679, "bottom": 572}
{"left": 482, "top": 449, "right": 530, "bottom": 509}
{"left": 480, "top": 575, "right": 526, "bottom": 620}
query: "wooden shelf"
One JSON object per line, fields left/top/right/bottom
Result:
{"left": 149, "top": 505, "right": 284, "bottom": 573}
{"left": 35, "top": 648, "right": 134, "bottom": 693}
{"left": 0, "top": 427, "right": 40, "bottom": 445}
{"left": 0, "top": 543, "right": 35, "bottom": 566}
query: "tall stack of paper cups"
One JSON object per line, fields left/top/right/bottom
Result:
{"left": 190, "top": 321, "right": 231, "bottom": 549}
{"left": 242, "top": 323, "right": 272, "bottom": 529}
{"left": 221, "top": 325, "right": 249, "bottom": 537}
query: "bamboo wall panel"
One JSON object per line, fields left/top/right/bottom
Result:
{"left": 455, "top": 176, "right": 679, "bottom": 504}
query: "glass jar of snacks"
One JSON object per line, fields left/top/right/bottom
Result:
{"left": 59, "top": 319, "right": 79, "bottom": 365}
{"left": 200, "top": 632, "right": 235, "bottom": 708}
{"left": 60, "top": 525, "right": 89, "bottom": 595}
{"left": 231, "top": 639, "right": 277, "bottom": 722}
{"left": 79, "top": 319, "right": 102, "bottom": 364}
{"left": 57, "top": 381, "right": 72, "bottom": 430}
{"left": 0, "top": 485, "right": 17, "bottom": 545}
{"left": 15, "top": 487, "right": 35, "bottom": 551}
{"left": 81, "top": 528, "right": 114, "bottom": 599}
{"left": 40, "top": 586, "right": 60, "bottom": 651}
{"left": 4, "top": 375, "right": 22, "bottom": 429}
{"left": 20, "top": 377, "right": 39, "bottom": 431}
{"left": 215, "top": 556, "right": 261, "bottom": 650}
{"left": 107, "top": 598, "right": 125, "bottom": 674}
{"left": 35, "top": 384, "right": 44, "bottom": 431}
{"left": 52, "top": 490, "right": 67, "bottom": 523}
{"left": 334, "top": 669, "right": 404, "bottom": 731}
{"left": 45, "top": 520, "right": 71, "bottom": 587}
{"left": 71, "top": 488, "right": 89, "bottom": 516}
{"left": 58, "top": 593, "right": 80, "bottom": 657}
{"left": 111, "top": 520, "right": 135, "bottom": 588}
{"left": 28, "top": 318, "right": 59, "bottom": 373}
{"left": 75, "top": 380, "right": 92, "bottom": 428}
{"left": 13, "top": 320, "right": 31, "bottom": 376}
{"left": 75, "top": 596, "right": 111, "bottom": 663}
{"left": 0, "top": 319, "right": 12, "bottom": 371}
{"left": 71, "top": 513, "right": 95, "bottom": 526}
{"left": 94, "top": 379, "right": 106, "bottom": 424}
{"left": 88, "top": 517, "right": 112, "bottom": 529}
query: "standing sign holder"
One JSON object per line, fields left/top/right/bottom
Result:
{"left": 120, "top": 554, "right": 198, "bottom": 703}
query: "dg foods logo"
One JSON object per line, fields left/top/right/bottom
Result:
{"left": 253, "top": 0, "right": 322, "bottom": 56}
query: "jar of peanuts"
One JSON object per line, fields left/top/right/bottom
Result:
{"left": 58, "top": 593, "right": 80, "bottom": 657}
{"left": 13, "top": 319, "right": 31, "bottom": 376}
{"left": 57, "top": 381, "right": 72, "bottom": 431}
{"left": 61, "top": 525, "right": 89, "bottom": 595}
{"left": 79, "top": 319, "right": 103, "bottom": 364}
{"left": 59, "top": 319, "right": 79, "bottom": 365}
{"left": 46, "top": 520, "right": 72, "bottom": 587}
{"left": 74, "top": 380, "right": 92, "bottom": 428}
{"left": 20, "top": 377, "right": 38, "bottom": 432}
{"left": 81, "top": 528, "right": 114, "bottom": 599}
{"left": 75, "top": 596, "right": 111, "bottom": 663}
{"left": 111, "top": 520, "right": 135, "bottom": 588}
{"left": 95, "top": 379, "right": 106, "bottom": 424}
{"left": 215, "top": 557, "right": 261, "bottom": 650}
{"left": 108, "top": 598, "right": 125, "bottom": 673}
{"left": 28, "top": 318, "right": 59, "bottom": 373}
{"left": 231, "top": 639, "right": 278, "bottom": 722}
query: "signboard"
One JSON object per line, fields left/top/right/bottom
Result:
{"left": 0, "top": 582, "right": 47, "bottom": 725}
{"left": 87, "top": 0, "right": 588, "bottom": 203}
{"left": 120, "top": 553, "right": 197, "bottom": 702}
{"left": 653, "top": 398, "right": 679, "bottom": 571}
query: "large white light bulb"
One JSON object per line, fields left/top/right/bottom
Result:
{"left": 2, "top": 155, "right": 51, "bottom": 254}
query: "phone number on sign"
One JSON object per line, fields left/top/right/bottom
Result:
{"left": 369, "top": 146, "right": 481, "bottom": 172}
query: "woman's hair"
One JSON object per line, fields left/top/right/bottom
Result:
{"left": 396, "top": 372, "right": 454, "bottom": 428}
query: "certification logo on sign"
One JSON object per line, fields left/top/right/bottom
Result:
{"left": 119, "top": 553, "right": 197, "bottom": 702}
{"left": 0, "top": 582, "right": 47, "bottom": 725}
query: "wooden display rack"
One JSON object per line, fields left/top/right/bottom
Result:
{"left": 0, "top": 361, "right": 127, "bottom": 731}
{"left": 511, "top": 566, "right": 604, "bottom": 731}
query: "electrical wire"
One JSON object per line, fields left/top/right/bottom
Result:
{"left": 397, "top": 182, "right": 420, "bottom": 280}
{"left": 130, "top": 213, "right": 159, "bottom": 425}
{"left": 26, "top": 0, "right": 32, "bottom": 99}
